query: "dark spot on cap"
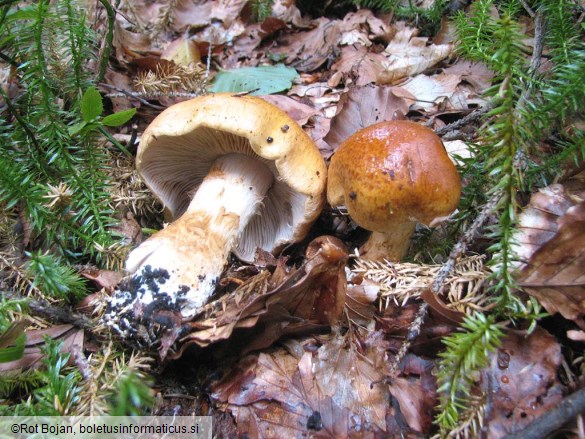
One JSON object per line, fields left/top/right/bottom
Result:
{"left": 267, "top": 136, "right": 274, "bottom": 143}
{"left": 281, "top": 125, "right": 290, "bottom": 132}
{"left": 316, "top": 171, "right": 320, "bottom": 176}
{"left": 349, "top": 191, "right": 357, "bottom": 201}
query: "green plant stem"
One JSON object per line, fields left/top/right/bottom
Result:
{"left": 96, "top": 0, "right": 115, "bottom": 82}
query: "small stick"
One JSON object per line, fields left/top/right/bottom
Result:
{"left": 99, "top": 83, "right": 166, "bottom": 110}
{"left": 505, "top": 387, "right": 585, "bottom": 439}
{"left": 435, "top": 104, "right": 493, "bottom": 137}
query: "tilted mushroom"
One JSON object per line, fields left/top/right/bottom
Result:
{"left": 327, "top": 120, "right": 461, "bottom": 261}
{"left": 108, "top": 93, "right": 327, "bottom": 331}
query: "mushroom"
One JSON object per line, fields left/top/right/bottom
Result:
{"left": 110, "top": 93, "right": 327, "bottom": 325}
{"left": 327, "top": 120, "right": 461, "bottom": 261}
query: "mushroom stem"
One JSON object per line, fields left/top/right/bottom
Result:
{"left": 359, "top": 221, "right": 416, "bottom": 261}
{"left": 118, "top": 153, "right": 274, "bottom": 319}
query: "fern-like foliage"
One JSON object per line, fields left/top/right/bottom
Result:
{"left": 437, "top": 0, "right": 585, "bottom": 434}
{"left": 456, "top": 1, "right": 528, "bottom": 310}
{"left": 0, "top": 1, "right": 121, "bottom": 267}
{"left": 24, "top": 252, "right": 88, "bottom": 301}
{"left": 249, "top": 0, "right": 274, "bottom": 22}
{"left": 435, "top": 313, "right": 503, "bottom": 434}
{"left": 0, "top": 338, "right": 82, "bottom": 415}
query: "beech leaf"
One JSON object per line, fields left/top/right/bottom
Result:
{"left": 210, "top": 64, "right": 299, "bottom": 95}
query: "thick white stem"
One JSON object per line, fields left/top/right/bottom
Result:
{"left": 110, "top": 154, "right": 273, "bottom": 323}
{"left": 359, "top": 221, "right": 416, "bottom": 262}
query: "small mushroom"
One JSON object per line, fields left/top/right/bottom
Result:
{"left": 110, "top": 93, "right": 327, "bottom": 324}
{"left": 327, "top": 120, "right": 461, "bottom": 261}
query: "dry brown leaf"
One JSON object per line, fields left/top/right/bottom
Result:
{"left": 442, "top": 60, "right": 494, "bottom": 93}
{"left": 163, "top": 236, "right": 348, "bottom": 360}
{"left": 212, "top": 333, "right": 390, "bottom": 437}
{"left": 480, "top": 327, "right": 564, "bottom": 438}
{"left": 274, "top": 18, "right": 343, "bottom": 72}
{"left": 323, "top": 84, "right": 409, "bottom": 153}
{"left": 393, "top": 73, "right": 460, "bottom": 113}
{"left": 112, "top": 19, "right": 154, "bottom": 65}
{"left": 377, "top": 22, "right": 453, "bottom": 84}
{"left": 171, "top": 0, "right": 247, "bottom": 36}
{"left": 271, "top": 0, "right": 308, "bottom": 28}
{"left": 387, "top": 355, "right": 437, "bottom": 436}
{"left": 212, "top": 330, "right": 437, "bottom": 437}
{"left": 331, "top": 45, "right": 388, "bottom": 86}
{"left": 79, "top": 268, "right": 124, "bottom": 290}
{"left": 222, "top": 18, "right": 287, "bottom": 68}
{"left": 516, "top": 201, "right": 585, "bottom": 327}
{"left": 260, "top": 95, "right": 319, "bottom": 126}
{"left": 512, "top": 184, "right": 575, "bottom": 269}
{"left": 0, "top": 324, "right": 83, "bottom": 372}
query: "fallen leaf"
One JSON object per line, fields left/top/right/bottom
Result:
{"left": 210, "top": 64, "right": 299, "bottom": 95}
{"left": 324, "top": 84, "right": 409, "bottom": 152}
{"left": 393, "top": 73, "right": 460, "bottom": 112}
{"left": 516, "top": 201, "right": 585, "bottom": 327}
{"left": 331, "top": 45, "right": 388, "bottom": 86}
{"left": 79, "top": 268, "right": 124, "bottom": 290}
{"left": 512, "top": 184, "right": 575, "bottom": 269}
{"left": 377, "top": 22, "right": 453, "bottom": 84}
{"left": 0, "top": 324, "right": 84, "bottom": 372}
{"left": 274, "top": 18, "right": 343, "bottom": 72}
{"left": 261, "top": 95, "right": 319, "bottom": 125}
{"left": 387, "top": 354, "right": 437, "bottom": 436}
{"left": 212, "top": 332, "right": 390, "bottom": 437}
{"left": 158, "top": 236, "right": 348, "bottom": 360}
{"left": 480, "top": 327, "right": 564, "bottom": 438}
{"left": 442, "top": 60, "right": 494, "bottom": 93}
{"left": 171, "top": 0, "right": 248, "bottom": 37}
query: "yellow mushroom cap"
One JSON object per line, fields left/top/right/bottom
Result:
{"left": 138, "top": 93, "right": 327, "bottom": 261}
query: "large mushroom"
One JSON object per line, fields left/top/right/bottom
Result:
{"left": 108, "top": 93, "right": 327, "bottom": 330}
{"left": 327, "top": 120, "right": 461, "bottom": 261}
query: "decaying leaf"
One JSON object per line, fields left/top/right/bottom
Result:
{"left": 157, "top": 236, "right": 349, "bottom": 360}
{"left": 516, "top": 201, "right": 585, "bottom": 327}
{"left": 170, "top": 0, "right": 248, "bottom": 39}
{"left": 512, "top": 184, "right": 575, "bottom": 269}
{"left": 377, "top": 22, "right": 453, "bottom": 84}
{"left": 324, "top": 84, "right": 410, "bottom": 153}
{"left": 212, "top": 330, "right": 437, "bottom": 437}
{"left": 393, "top": 73, "right": 461, "bottom": 112}
{"left": 331, "top": 45, "right": 389, "bottom": 86}
{"left": 0, "top": 324, "right": 84, "bottom": 372}
{"left": 480, "top": 327, "right": 564, "bottom": 438}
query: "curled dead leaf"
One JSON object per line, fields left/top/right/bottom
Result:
{"left": 154, "top": 236, "right": 349, "bottom": 361}
{"left": 480, "top": 327, "right": 564, "bottom": 438}
{"left": 516, "top": 201, "right": 585, "bottom": 327}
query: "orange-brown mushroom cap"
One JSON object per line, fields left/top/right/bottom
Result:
{"left": 327, "top": 120, "right": 461, "bottom": 260}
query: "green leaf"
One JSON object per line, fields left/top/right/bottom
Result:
{"left": 81, "top": 87, "right": 103, "bottom": 122}
{"left": 6, "top": 5, "right": 38, "bottom": 22}
{"left": 68, "top": 121, "right": 88, "bottom": 137}
{"left": 102, "top": 108, "right": 137, "bottom": 127}
{"left": 210, "top": 64, "right": 299, "bottom": 95}
{"left": 0, "top": 324, "right": 26, "bottom": 363}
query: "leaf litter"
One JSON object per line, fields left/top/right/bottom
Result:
{"left": 4, "top": 0, "right": 585, "bottom": 436}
